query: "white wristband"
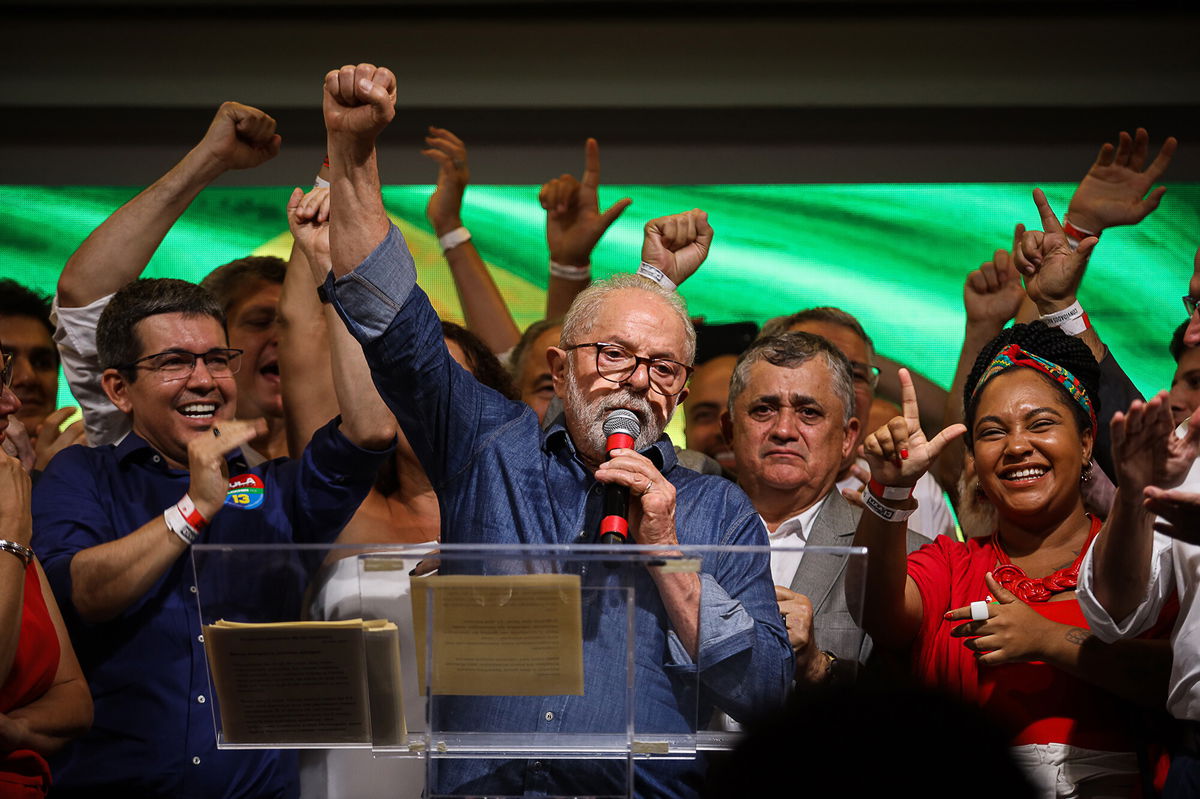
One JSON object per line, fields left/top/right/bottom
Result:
{"left": 438, "top": 227, "right": 471, "bottom": 253}
{"left": 313, "top": 176, "right": 330, "bottom": 189}
{"left": 549, "top": 260, "right": 591, "bottom": 281}
{"left": 862, "top": 488, "right": 916, "bottom": 524}
{"left": 636, "top": 261, "right": 677, "bottom": 292}
{"left": 1041, "top": 301, "right": 1089, "bottom": 336}
{"left": 164, "top": 505, "right": 200, "bottom": 546}
{"left": 163, "top": 493, "right": 206, "bottom": 546}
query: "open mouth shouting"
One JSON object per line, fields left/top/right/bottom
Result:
{"left": 259, "top": 360, "right": 280, "bottom": 384}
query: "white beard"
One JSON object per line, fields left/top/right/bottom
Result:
{"left": 564, "top": 362, "right": 669, "bottom": 455}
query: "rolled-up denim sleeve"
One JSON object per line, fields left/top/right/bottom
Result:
{"left": 325, "top": 222, "right": 523, "bottom": 487}
{"left": 328, "top": 224, "right": 417, "bottom": 344}
{"left": 665, "top": 507, "right": 792, "bottom": 723}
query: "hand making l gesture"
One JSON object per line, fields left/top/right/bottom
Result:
{"left": 539, "top": 138, "right": 632, "bottom": 267}
{"left": 862, "top": 368, "right": 966, "bottom": 489}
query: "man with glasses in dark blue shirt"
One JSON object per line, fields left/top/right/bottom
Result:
{"left": 31, "top": 278, "right": 395, "bottom": 798}
{"left": 318, "top": 63, "right": 791, "bottom": 798}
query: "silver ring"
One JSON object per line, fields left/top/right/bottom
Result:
{"left": 970, "top": 600, "right": 989, "bottom": 622}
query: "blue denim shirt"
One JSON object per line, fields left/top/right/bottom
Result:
{"left": 31, "top": 418, "right": 392, "bottom": 799}
{"left": 330, "top": 225, "right": 791, "bottom": 798}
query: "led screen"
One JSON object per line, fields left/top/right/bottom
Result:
{"left": 3, "top": 183, "right": 1197, "bottom": 417}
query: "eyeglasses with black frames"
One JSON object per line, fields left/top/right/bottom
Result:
{"left": 117, "top": 348, "right": 245, "bottom": 382}
{"left": 564, "top": 342, "right": 693, "bottom": 396}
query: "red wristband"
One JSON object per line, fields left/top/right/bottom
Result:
{"left": 177, "top": 494, "right": 209, "bottom": 531}
{"left": 867, "top": 478, "right": 914, "bottom": 501}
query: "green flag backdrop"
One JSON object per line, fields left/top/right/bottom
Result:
{"left": 2, "top": 183, "right": 1197, "bottom": 414}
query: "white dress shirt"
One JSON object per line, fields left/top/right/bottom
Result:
{"left": 763, "top": 493, "right": 830, "bottom": 588}
{"left": 1078, "top": 453, "right": 1200, "bottom": 721}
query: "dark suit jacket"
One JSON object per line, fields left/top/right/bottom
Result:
{"left": 786, "top": 490, "right": 929, "bottom": 681}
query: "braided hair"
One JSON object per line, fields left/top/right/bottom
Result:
{"left": 962, "top": 321, "right": 1100, "bottom": 446}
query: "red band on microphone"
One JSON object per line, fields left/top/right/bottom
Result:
{"left": 606, "top": 433, "right": 635, "bottom": 454}
{"left": 599, "top": 515, "right": 629, "bottom": 540}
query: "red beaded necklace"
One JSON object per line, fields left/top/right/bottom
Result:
{"left": 989, "top": 515, "right": 1101, "bottom": 603}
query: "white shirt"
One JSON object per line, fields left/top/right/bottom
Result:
{"left": 837, "top": 457, "right": 954, "bottom": 541}
{"left": 1077, "top": 451, "right": 1200, "bottom": 721}
{"left": 762, "top": 493, "right": 830, "bottom": 588}
{"left": 51, "top": 293, "right": 129, "bottom": 447}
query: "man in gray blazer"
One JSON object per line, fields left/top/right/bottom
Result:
{"left": 721, "top": 332, "right": 928, "bottom": 685}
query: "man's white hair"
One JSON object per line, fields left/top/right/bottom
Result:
{"left": 559, "top": 274, "right": 697, "bottom": 365}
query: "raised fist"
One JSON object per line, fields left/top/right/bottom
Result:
{"left": 963, "top": 247, "right": 1025, "bottom": 328}
{"left": 323, "top": 63, "right": 397, "bottom": 142}
{"left": 196, "top": 101, "right": 281, "bottom": 171}
{"left": 641, "top": 209, "right": 713, "bottom": 287}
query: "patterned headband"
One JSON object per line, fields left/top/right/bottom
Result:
{"left": 972, "top": 343, "right": 1097, "bottom": 437}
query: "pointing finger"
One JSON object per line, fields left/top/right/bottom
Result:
{"left": 898, "top": 368, "right": 920, "bottom": 430}
{"left": 582, "top": 137, "right": 601, "bottom": 190}
{"left": 1033, "top": 188, "right": 1064, "bottom": 235}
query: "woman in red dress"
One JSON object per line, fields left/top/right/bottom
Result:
{"left": 853, "top": 321, "right": 1185, "bottom": 798}
{"left": 0, "top": 343, "right": 91, "bottom": 798}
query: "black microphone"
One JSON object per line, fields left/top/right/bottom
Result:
{"left": 598, "top": 409, "right": 641, "bottom": 545}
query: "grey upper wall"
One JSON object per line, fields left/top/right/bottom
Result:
{"left": 3, "top": 1, "right": 1198, "bottom": 184}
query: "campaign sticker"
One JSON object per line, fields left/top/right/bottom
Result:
{"left": 225, "top": 474, "right": 265, "bottom": 509}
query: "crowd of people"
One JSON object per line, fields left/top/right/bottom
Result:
{"left": 1, "top": 61, "right": 1199, "bottom": 798}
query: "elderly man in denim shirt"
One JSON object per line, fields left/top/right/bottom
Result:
{"left": 318, "top": 63, "right": 791, "bottom": 798}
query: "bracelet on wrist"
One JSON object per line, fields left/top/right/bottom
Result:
{"left": 1062, "top": 217, "right": 1099, "bottom": 251}
{"left": 0, "top": 539, "right": 34, "bottom": 567}
{"left": 862, "top": 486, "right": 917, "bottom": 523}
{"left": 867, "top": 478, "right": 914, "bottom": 501}
{"left": 549, "top": 260, "right": 592, "bottom": 281}
{"left": 636, "top": 261, "right": 677, "bottom": 291}
{"left": 164, "top": 493, "right": 208, "bottom": 546}
{"left": 1040, "top": 301, "right": 1090, "bottom": 336}
{"left": 438, "top": 226, "right": 471, "bottom": 253}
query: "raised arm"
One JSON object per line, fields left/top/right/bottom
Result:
{"left": 639, "top": 209, "right": 713, "bottom": 289}
{"left": 57, "top": 102, "right": 280, "bottom": 308}
{"left": 934, "top": 246, "right": 1025, "bottom": 501}
{"left": 541, "top": 138, "right": 632, "bottom": 317}
{"left": 422, "top": 127, "right": 519, "bottom": 354}
{"left": 1090, "top": 395, "right": 1199, "bottom": 625}
{"left": 325, "top": 64, "right": 396, "bottom": 278}
{"left": 1015, "top": 189, "right": 1144, "bottom": 482}
{"left": 277, "top": 187, "right": 337, "bottom": 457}
{"left": 851, "top": 369, "right": 965, "bottom": 649}
{"left": 1014, "top": 189, "right": 1104, "bottom": 361}
{"left": 286, "top": 185, "right": 395, "bottom": 450}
